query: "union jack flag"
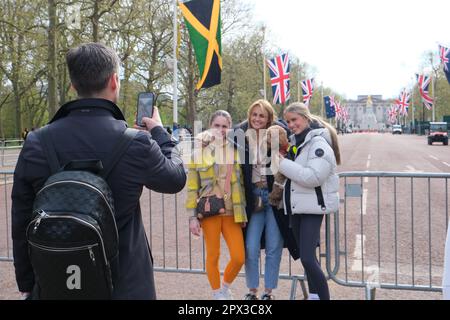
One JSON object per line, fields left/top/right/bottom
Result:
{"left": 439, "top": 45, "right": 450, "bottom": 84}
{"left": 334, "top": 100, "right": 342, "bottom": 120}
{"left": 267, "top": 53, "right": 290, "bottom": 105}
{"left": 388, "top": 105, "right": 398, "bottom": 124}
{"left": 341, "top": 106, "right": 350, "bottom": 124}
{"left": 394, "top": 89, "right": 410, "bottom": 116}
{"left": 416, "top": 74, "right": 434, "bottom": 110}
{"left": 301, "top": 78, "right": 315, "bottom": 107}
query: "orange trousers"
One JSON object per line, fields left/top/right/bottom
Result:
{"left": 201, "top": 215, "right": 245, "bottom": 290}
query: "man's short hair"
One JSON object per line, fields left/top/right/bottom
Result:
{"left": 66, "top": 42, "right": 120, "bottom": 97}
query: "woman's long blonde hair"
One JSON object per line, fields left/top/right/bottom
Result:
{"left": 284, "top": 102, "right": 341, "bottom": 165}
{"left": 247, "top": 99, "right": 275, "bottom": 129}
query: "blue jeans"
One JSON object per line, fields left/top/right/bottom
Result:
{"left": 245, "top": 186, "right": 283, "bottom": 290}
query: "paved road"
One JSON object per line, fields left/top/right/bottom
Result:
{"left": 1, "top": 132, "right": 449, "bottom": 299}
{"left": 335, "top": 132, "right": 449, "bottom": 295}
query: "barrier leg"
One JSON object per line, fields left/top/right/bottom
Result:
{"left": 289, "top": 277, "right": 308, "bottom": 300}
{"left": 365, "top": 285, "right": 376, "bottom": 300}
{"left": 289, "top": 277, "right": 298, "bottom": 300}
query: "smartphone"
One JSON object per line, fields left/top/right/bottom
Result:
{"left": 136, "top": 92, "right": 155, "bottom": 127}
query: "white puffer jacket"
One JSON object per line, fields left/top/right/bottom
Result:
{"left": 279, "top": 127, "right": 339, "bottom": 215}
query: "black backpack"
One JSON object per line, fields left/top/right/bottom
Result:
{"left": 26, "top": 126, "right": 137, "bottom": 299}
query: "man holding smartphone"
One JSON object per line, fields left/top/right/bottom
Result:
{"left": 11, "top": 42, "right": 186, "bottom": 299}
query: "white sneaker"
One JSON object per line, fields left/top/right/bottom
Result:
{"left": 307, "top": 293, "right": 320, "bottom": 300}
{"left": 221, "top": 287, "right": 233, "bottom": 300}
{"left": 213, "top": 291, "right": 227, "bottom": 300}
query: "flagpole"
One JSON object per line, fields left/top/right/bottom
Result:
{"left": 172, "top": 0, "right": 178, "bottom": 126}
{"left": 298, "top": 64, "right": 301, "bottom": 102}
{"left": 263, "top": 53, "right": 267, "bottom": 100}
{"left": 411, "top": 84, "right": 415, "bottom": 132}
{"left": 431, "top": 73, "right": 435, "bottom": 122}
{"left": 261, "top": 26, "right": 267, "bottom": 100}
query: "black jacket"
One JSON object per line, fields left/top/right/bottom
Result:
{"left": 11, "top": 98, "right": 187, "bottom": 299}
{"left": 233, "top": 120, "right": 299, "bottom": 260}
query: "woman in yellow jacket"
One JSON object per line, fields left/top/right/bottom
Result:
{"left": 186, "top": 110, "right": 247, "bottom": 300}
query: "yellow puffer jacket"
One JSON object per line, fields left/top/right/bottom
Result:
{"left": 186, "top": 138, "right": 247, "bottom": 223}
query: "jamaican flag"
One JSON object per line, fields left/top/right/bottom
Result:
{"left": 179, "top": 0, "right": 222, "bottom": 90}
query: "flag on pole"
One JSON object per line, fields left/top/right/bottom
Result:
{"left": 341, "top": 105, "right": 349, "bottom": 124}
{"left": 416, "top": 74, "right": 434, "bottom": 110}
{"left": 179, "top": 0, "right": 222, "bottom": 89}
{"left": 324, "top": 95, "right": 336, "bottom": 119}
{"left": 395, "top": 89, "right": 410, "bottom": 116}
{"left": 267, "top": 53, "right": 290, "bottom": 105}
{"left": 439, "top": 45, "right": 450, "bottom": 84}
{"left": 301, "top": 78, "right": 315, "bottom": 107}
{"left": 334, "top": 100, "right": 342, "bottom": 120}
{"left": 388, "top": 105, "right": 398, "bottom": 124}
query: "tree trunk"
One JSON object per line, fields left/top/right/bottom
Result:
{"left": 13, "top": 82, "right": 21, "bottom": 138}
{"left": 47, "top": 0, "right": 58, "bottom": 117}
{"left": 0, "top": 107, "right": 4, "bottom": 140}
{"left": 226, "top": 69, "right": 235, "bottom": 114}
{"left": 92, "top": 0, "right": 99, "bottom": 42}
{"left": 11, "top": 33, "right": 24, "bottom": 138}
{"left": 0, "top": 89, "right": 3, "bottom": 140}
{"left": 122, "top": 61, "right": 130, "bottom": 118}
{"left": 58, "top": 60, "right": 67, "bottom": 105}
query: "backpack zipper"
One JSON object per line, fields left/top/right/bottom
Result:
{"left": 27, "top": 211, "right": 108, "bottom": 266}
{"left": 32, "top": 209, "right": 48, "bottom": 233}
{"left": 36, "top": 180, "right": 119, "bottom": 241}
{"left": 28, "top": 242, "right": 99, "bottom": 265}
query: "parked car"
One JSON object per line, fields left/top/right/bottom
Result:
{"left": 392, "top": 125, "right": 402, "bottom": 134}
{"left": 428, "top": 122, "right": 448, "bottom": 145}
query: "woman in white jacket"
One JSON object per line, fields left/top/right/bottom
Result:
{"left": 278, "top": 103, "right": 341, "bottom": 300}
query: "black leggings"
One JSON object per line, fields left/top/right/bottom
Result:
{"left": 291, "top": 214, "right": 330, "bottom": 300}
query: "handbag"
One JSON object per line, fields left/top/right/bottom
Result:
{"left": 196, "top": 164, "right": 232, "bottom": 219}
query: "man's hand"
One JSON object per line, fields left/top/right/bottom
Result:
{"left": 134, "top": 106, "right": 163, "bottom": 131}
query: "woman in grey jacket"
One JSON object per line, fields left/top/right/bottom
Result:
{"left": 278, "top": 102, "right": 341, "bottom": 300}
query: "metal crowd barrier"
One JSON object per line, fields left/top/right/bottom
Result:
{"left": 1, "top": 170, "right": 449, "bottom": 299}
{"left": 0, "top": 139, "right": 24, "bottom": 147}
{"left": 0, "top": 170, "right": 14, "bottom": 262}
{"left": 0, "top": 146, "right": 22, "bottom": 167}
{"left": 1, "top": 139, "right": 23, "bottom": 167}
{"left": 326, "top": 172, "right": 449, "bottom": 299}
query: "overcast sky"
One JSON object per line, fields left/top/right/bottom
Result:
{"left": 245, "top": 0, "right": 449, "bottom": 100}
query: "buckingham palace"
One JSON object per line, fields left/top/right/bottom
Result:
{"left": 344, "top": 95, "right": 393, "bottom": 130}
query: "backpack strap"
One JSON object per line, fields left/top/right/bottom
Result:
{"left": 100, "top": 128, "right": 139, "bottom": 179}
{"left": 37, "top": 125, "right": 60, "bottom": 174}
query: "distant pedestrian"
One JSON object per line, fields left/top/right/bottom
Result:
{"left": 21, "top": 128, "right": 29, "bottom": 140}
